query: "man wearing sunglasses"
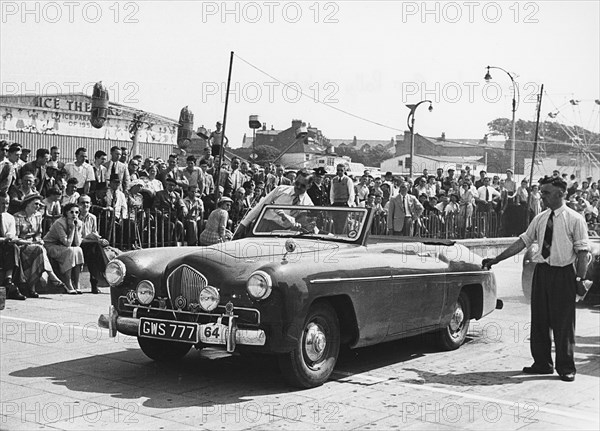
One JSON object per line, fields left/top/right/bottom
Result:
{"left": 234, "top": 169, "right": 314, "bottom": 238}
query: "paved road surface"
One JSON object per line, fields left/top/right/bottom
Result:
{"left": 1, "top": 253, "right": 599, "bottom": 430}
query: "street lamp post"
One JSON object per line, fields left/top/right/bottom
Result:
{"left": 484, "top": 65, "right": 519, "bottom": 173}
{"left": 249, "top": 114, "right": 261, "bottom": 162}
{"left": 406, "top": 100, "right": 433, "bottom": 179}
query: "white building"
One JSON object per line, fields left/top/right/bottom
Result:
{"left": 381, "top": 154, "right": 486, "bottom": 177}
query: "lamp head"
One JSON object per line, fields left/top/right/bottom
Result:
{"left": 484, "top": 66, "right": 492, "bottom": 82}
{"left": 428, "top": 104, "right": 433, "bottom": 112}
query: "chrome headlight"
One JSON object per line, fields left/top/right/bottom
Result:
{"left": 199, "top": 286, "right": 220, "bottom": 311}
{"left": 136, "top": 280, "right": 155, "bottom": 305}
{"left": 105, "top": 260, "right": 126, "bottom": 287}
{"left": 247, "top": 270, "right": 272, "bottom": 300}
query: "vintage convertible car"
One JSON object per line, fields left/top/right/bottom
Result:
{"left": 522, "top": 231, "right": 600, "bottom": 304}
{"left": 99, "top": 205, "right": 502, "bottom": 388}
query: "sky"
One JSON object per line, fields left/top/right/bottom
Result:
{"left": 1, "top": 0, "right": 599, "bottom": 148}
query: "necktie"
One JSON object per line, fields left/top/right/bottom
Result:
{"left": 541, "top": 211, "right": 554, "bottom": 259}
{"left": 0, "top": 213, "right": 4, "bottom": 237}
{"left": 94, "top": 166, "right": 99, "bottom": 182}
{"left": 292, "top": 194, "right": 300, "bottom": 206}
{"left": 485, "top": 187, "right": 490, "bottom": 201}
{"left": 111, "top": 162, "right": 117, "bottom": 176}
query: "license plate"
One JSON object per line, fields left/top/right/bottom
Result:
{"left": 139, "top": 318, "right": 199, "bottom": 344}
{"left": 200, "top": 322, "right": 228, "bottom": 345}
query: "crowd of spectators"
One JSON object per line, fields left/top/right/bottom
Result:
{"left": 2, "top": 137, "right": 600, "bottom": 300}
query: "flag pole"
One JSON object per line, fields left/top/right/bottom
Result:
{"left": 214, "top": 51, "right": 234, "bottom": 204}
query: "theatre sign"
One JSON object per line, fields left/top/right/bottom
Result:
{"left": 0, "top": 93, "right": 177, "bottom": 145}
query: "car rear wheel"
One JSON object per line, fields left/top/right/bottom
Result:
{"left": 279, "top": 302, "right": 340, "bottom": 388}
{"left": 137, "top": 337, "right": 192, "bottom": 362}
{"left": 438, "top": 291, "right": 471, "bottom": 351}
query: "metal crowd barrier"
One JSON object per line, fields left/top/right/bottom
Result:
{"left": 37, "top": 206, "right": 504, "bottom": 252}
{"left": 370, "top": 208, "right": 502, "bottom": 239}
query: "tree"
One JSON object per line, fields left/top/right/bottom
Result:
{"left": 229, "top": 144, "right": 280, "bottom": 164}
{"left": 254, "top": 145, "right": 280, "bottom": 163}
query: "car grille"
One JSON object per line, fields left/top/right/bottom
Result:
{"left": 167, "top": 264, "right": 207, "bottom": 311}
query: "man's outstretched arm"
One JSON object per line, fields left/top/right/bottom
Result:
{"left": 482, "top": 238, "right": 527, "bottom": 269}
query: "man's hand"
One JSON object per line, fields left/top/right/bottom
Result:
{"left": 100, "top": 238, "right": 109, "bottom": 247}
{"left": 481, "top": 257, "right": 496, "bottom": 270}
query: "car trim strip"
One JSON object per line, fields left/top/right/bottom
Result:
{"left": 310, "top": 271, "right": 488, "bottom": 284}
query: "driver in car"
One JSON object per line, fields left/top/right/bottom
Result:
{"left": 234, "top": 169, "right": 314, "bottom": 237}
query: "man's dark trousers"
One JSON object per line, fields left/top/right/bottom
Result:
{"left": 530, "top": 263, "right": 576, "bottom": 374}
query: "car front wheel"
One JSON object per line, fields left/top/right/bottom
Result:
{"left": 137, "top": 337, "right": 192, "bottom": 362}
{"left": 279, "top": 302, "right": 340, "bottom": 388}
{"left": 438, "top": 291, "right": 471, "bottom": 350}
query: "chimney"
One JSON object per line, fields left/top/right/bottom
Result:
{"left": 262, "top": 122, "right": 266, "bottom": 131}
{"left": 441, "top": 132, "right": 446, "bottom": 141}
{"left": 292, "top": 119, "right": 303, "bottom": 130}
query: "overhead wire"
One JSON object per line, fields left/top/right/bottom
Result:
{"left": 235, "top": 54, "right": 599, "bottom": 163}
{"left": 234, "top": 54, "right": 405, "bottom": 134}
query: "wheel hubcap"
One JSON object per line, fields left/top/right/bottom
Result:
{"left": 449, "top": 304, "right": 464, "bottom": 333}
{"left": 305, "top": 322, "right": 327, "bottom": 362}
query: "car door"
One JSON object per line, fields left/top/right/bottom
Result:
{"left": 385, "top": 242, "right": 448, "bottom": 336}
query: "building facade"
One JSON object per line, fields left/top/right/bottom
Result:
{"left": 0, "top": 93, "right": 179, "bottom": 160}
{"left": 381, "top": 153, "right": 486, "bottom": 177}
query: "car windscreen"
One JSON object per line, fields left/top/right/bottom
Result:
{"left": 252, "top": 205, "right": 369, "bottom": 242}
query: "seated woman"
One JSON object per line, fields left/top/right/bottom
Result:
{"left": 14, "top": 194, "right": 66, "bottom": 297}
{"left": 43, "top": 203, "right": 85, "bottom": 294}
{"left": 199, "top": 197, "right": 232, "bottom": 246}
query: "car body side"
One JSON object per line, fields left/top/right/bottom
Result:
{"left": 106, "top": 237, "right": 497, "bottom": 353}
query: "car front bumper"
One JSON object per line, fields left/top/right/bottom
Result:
{"left": 98, "top": 305, "right": 266, "bottom": 352}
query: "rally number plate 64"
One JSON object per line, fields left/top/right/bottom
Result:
{"left": 139, "top": 318, "right": 199, "bottom": 344}
{"left": 199, "top": 323, "right": 228, "bottom": 345}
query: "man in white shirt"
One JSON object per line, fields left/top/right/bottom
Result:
{"left": 476, "top": 177, "right": 501, "bottom": 236}
{"left": 106, "top": 174, "right": 128, "bottom": 221}
{"left": 64, "top": 147, "right": 95, "bottom": 195}
{"left": 330, "top": 164, "right": 355, "bottom": 234}
{"left": 0, "top": 191, "right": 26, "bottom": 300}
{"left": 47, "top": 146, "right": 65, "bottom": 170}
{"left": 235, "top": 169, "right": 314, "bottom": 237}
{"left": 225, "top": 156, "right": 246, "bottom": 198}
{"left": 181, "top": 155, "right": 203, "bottom": 191}
{"left": 483, "top": 176, "right": 589, "bottom": 382}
